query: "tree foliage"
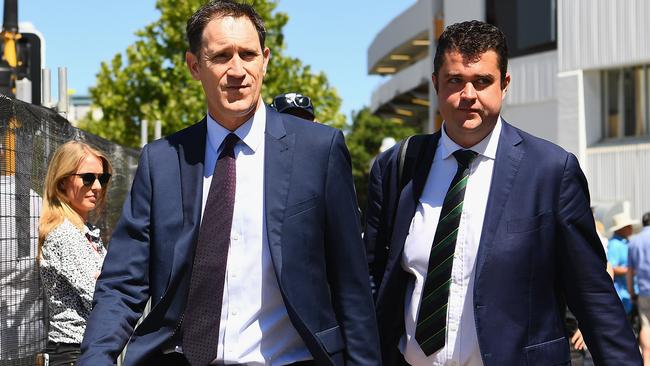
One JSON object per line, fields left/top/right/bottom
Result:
{"left": 345, "top": 108, "right": 420, "bottom": 215}
{"left": 80, "top": 0, "right": 345, "bottom": 147}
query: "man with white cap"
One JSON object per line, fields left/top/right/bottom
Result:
{"left": 628, "top": 212, "right": 650, "bottom": 365}
{"left": 608, "top": 211, "right": 641, "bottom": 315}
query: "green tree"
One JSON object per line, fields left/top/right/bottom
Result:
{"left": 80, "top": 0, "right": 345, "bottom": 147}
{"left": 345, "top": 107, "right": 420, "bottom": 215}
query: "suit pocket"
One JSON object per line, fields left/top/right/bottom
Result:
{"left": 507, "top": 211, "right": 553, "bottom": 233}
{"left": 285, "top": 195, "right": 319, "bottom": 218}
{"left": 524, "top": 337, "right": 570, "bottom": 365}
{"left": 315, "top": 325, "right": 345, "bottom": 355}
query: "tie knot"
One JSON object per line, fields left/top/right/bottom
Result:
{"left": 452, "top": 149, "right": 477, "bottom": 168}
{"left": 220, "top": 133, "right": 239, "bottom": 157}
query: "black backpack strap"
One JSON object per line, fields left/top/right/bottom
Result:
{"left": 397, "top": 134, "right": 429, "bottom": 192}
{"left": 397, "top": 135, "right": 412, "bottom": 190}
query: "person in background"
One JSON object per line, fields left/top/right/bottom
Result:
{"left": 628, "top": 212, "right": 650, "bottom": 366}
{"left": 271, "top": 92, "right": 315, "bottom": 121}
{"left": 608, "top": 211, "right": 641, "bottom": 315}
{"left": 38, "top": 141, "right": 112, "bottom": 366}
{"left": 594, "top": 217, "right": 615, "bottom": 278}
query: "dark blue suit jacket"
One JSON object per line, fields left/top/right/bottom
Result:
{"left": 79, "top": 107, "right": 380, "bottom": 365}
{"left": 364, "top": 121, "right": 641, "bottom": 365}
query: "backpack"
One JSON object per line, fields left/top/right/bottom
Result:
{"left": 396, "top": 134, "right": 429, "bottom": 192}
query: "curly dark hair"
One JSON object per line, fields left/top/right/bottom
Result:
{"left": 186, "top": 0, "right": 266, "bottom": 56}
{"left": 643, "top": 212, "right": 650, "bottom": 227}
{"left": 433, "top": 20, "right": 509, "bottom": 85}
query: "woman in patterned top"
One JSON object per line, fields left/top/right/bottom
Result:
{"left": 38, "top": 141, "right": 112, "bottom": 366}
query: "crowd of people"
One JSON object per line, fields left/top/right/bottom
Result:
{"left": 34, "top": 1, "right": 648, "bottom": 365}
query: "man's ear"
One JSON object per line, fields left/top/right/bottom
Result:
{"left": 501, "top": 72, "right": 511, "bottom": 98}
{"left": 186, "top": 51, "right": 200, "bottom": 80}
{"left": 431, "top": 73, "right": 439, "bottom": 93}
{"left": 262, "top": 47, "right": 270, "bottom": 75}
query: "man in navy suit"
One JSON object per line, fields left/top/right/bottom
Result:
{"left": 364, "top": 20, "right": 641, "bottom": 365}
{"left": 78, "top": 1, "right": 379, "bottom": 365}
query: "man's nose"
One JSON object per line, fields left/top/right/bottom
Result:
{"left": 461, "top": 82, "right": 477, "bottom": 99}
{"left": 227, "top": 55, "right": 245, "bottom": 77}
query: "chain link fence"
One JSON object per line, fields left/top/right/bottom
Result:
{"left": 0, "top": 95, "right": 139, "bottom": 365}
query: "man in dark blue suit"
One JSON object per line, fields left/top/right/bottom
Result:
{"left": 78, "top": 1, "right": 379, "bottom": 365}
{"left": 364, "top": 20, "right": 641, "bottom": 365}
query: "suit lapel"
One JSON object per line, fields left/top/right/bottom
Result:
{"left": 474, "top": 121, "right": 524, "bottom": 279}
{"left": 171, "top": 119, "right": 207, "bottom": 281}
{"left": 264, "top": 107, "right": 294, "bottom": 280}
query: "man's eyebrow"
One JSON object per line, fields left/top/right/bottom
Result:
{"left": 476, "top": 73, "right": 496, "bottom": 80}
{"left": 443, "top": 71, "right": 462, "bottom": 77}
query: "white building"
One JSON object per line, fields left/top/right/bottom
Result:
{"left": 368, "top": 0, "right": 650, "bottom": 225}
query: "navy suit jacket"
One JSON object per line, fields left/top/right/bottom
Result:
{"left": 364, "top": 121, "right": 641, "bottom": 365}
{"left": 79, "top": 107, "right": 380, "bottom": 365}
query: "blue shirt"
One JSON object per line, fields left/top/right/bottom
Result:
{"left": 629, "top": 227, "right": 650, "bottom": 297}
{"left": 608, "top": 234, "right": 632, "bottom": 313}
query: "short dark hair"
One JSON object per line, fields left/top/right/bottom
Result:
{"left": 186, "top": 0, "right": 266, "bottom": 55}
{"left": 643, "top": 212, "right": 650, "bottom": 226}
{"left": 433, "top": 20, "right": 509, "bottom": 85}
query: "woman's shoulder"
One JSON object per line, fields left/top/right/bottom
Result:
{"left": 44, "top": 219, "right": 84, "bottom": 245}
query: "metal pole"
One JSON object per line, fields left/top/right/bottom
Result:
{"left": 154, "top": 120, "right": 161, "bottom": 140}
{"left": 41, "top": 68, "right": 51, "bottom": 107}
{"left": 57, "top": 67, "right": 68, "bottom": 116}
{"left": 140, "top": 119, "right": 148, "bottom": 148}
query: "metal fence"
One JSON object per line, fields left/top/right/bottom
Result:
{"left": 0, "top": 95, "right": 138, "bottom": 365}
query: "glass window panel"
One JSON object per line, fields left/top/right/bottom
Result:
{"left": 635, "top": 67, "right": 646, "bottom": 136}
{"left": 606, "top": 70, "right": 621, "bottom": 138}
{"left": 623, "top": 68, "right": 637, "bottom": 137}
{"left": 486, "top": 0, "right": 557, "bottom": 57}
{"left": 646, "top": 65, "right": 650, "bottom": 136}
{"left": 517, "top": 0, "right": 556, "bottom": 50}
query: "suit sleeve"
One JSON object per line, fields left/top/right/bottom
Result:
{"left": 324, "top": 130, "right": 381, "bottom": 365}
{"left": 557, "top": 153, "right": 642, "bottom": 365}
{"left": 364, "top": 153, "right": 387, "bottom": 297}
{"left": 78, "top": 145, "right": 153, "bottom": 366}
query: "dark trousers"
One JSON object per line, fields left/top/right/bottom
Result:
{"left": 149, "top": 352, "right": 315, "bottom": 366}
{"left": 45, "top": 341, "right": 80, "bottom": 366}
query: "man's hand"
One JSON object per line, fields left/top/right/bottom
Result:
{"left": 572, "top": 329, "right": 586, "bottom": 351}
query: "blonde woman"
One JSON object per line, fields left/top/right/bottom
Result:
{"left": 38, "top": 141, "right": 112, "bottom": 366}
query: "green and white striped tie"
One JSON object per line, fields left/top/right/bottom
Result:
{"left": 415, "top": 149, "right": 478, "bottom": 356}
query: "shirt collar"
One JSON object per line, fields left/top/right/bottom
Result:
{"left": 84, "top": 222, "right": 101, "bottom": 241}
{"left": 439, "top": 116, "right": 502, "bottom": 160}
{"left": 206, "top": 102, "right": 266, "bottom": 155}
{"left": 612, "top": 233, "right": 629, "bottom": 243}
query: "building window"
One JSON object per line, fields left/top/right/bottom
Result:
{"left": 486, "top": 0, "right": 557, "bottom": 57}
{"left": 602, "top": 65, "right": 650, "bottom": 140}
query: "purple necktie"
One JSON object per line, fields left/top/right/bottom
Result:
{"left": 182, "top": 133, "right": 239, "bottom": 366}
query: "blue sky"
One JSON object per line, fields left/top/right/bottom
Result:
{"left": 16, "top": 0, "right": 415, "bottom": 122}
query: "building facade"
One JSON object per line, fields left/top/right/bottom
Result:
{"left": 368, "top": 0, "right": 650, "bottom": 226}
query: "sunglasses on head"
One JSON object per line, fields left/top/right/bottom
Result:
{"left": 272, "top": 93, "right": 314, "bottom": 114}
{"left": 71, "top": 173, "right": 111, "bottom": 187}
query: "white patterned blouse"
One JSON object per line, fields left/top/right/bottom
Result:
{"left": 39, "top": 218, "right": 106, "bottom": 344}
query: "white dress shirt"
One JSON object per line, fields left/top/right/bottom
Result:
{"left": 400, "top": 118, "right": 502, "bottom": 366}
{"left": 202, "top": 105, "right": 311, "bottom": 365}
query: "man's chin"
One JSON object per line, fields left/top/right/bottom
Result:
{"left": 224, "top": 99, "right": 258, "bottom": 114}
{"left": 455, "top": 118, "right": 484, "bottom": 131}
